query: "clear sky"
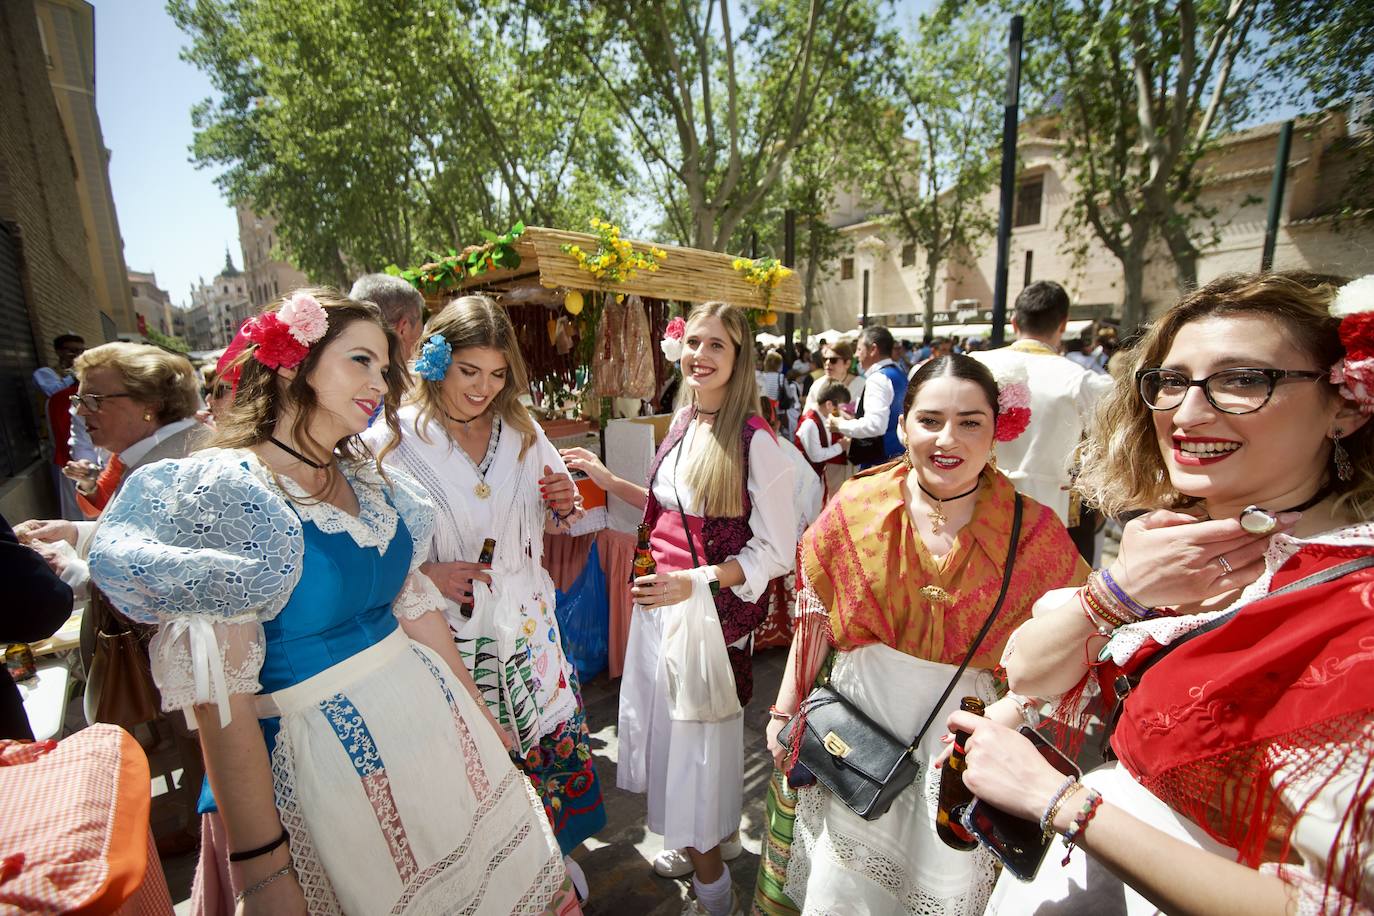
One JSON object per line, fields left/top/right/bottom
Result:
{"left": 92, "top": 0, "right": 238, "bottom": 309}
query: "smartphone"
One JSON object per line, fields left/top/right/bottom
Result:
{"left": 961, "top": 726, "right": 1081, "bottom": 881}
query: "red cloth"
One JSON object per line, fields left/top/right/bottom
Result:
{"left": 0, "top": 724, "right": 173, "bottom": 914}
{"left": 45, "top": 382, "right": 78, "bottom": 467}
{"left": 76, "top": 453, "right": 124, "bottom": 520}
{"left": 1113, "top": 542, "right": 1374, "bottom": 899}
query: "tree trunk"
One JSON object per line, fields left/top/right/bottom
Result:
{"left": 1120, "top": 244, "right": 1147, "bottom": 332}
{"left": 1160, "top": 220, "right": 1200, "bottom": 293}
{"left": 922, "top": 254, "right": 940, "bottom": 340}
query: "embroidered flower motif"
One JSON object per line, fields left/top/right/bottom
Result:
{"left": 277, "top": 292, "right": 329, "bottom": 345}
{"left": 415, "top": 334, "right": 453, "bottom": 381}
{"left": 555, "top": 735, "right": 575, "bottom": 759}
{"left": 661, "top": 316, "right": 686, "bottom": 362}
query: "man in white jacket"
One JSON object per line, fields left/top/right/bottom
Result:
{"left": 973, "top": 281, "right": 1113, "bottom": 527}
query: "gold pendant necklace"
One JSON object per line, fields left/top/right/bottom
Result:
{"left": 474, "top": 481, "right": 491, "bottom": 499}
{"left": 446, "top": 412, "right": 497, "bottom": 500}
{"left": 916, "top": 478, "right": 980, "bottom": 533}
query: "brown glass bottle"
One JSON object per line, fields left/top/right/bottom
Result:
{"left": 631, "top": 523, "right": 656, "bottom": 582}
{"left": 461, "top": 537, "right": 496, "bottom": 619}
{"left": 935, "top": 695, "right": 985, "bottom": 850}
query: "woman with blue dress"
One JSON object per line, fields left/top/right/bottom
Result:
{"left": 89, "top": 290, "right": 580, "bottom": 915}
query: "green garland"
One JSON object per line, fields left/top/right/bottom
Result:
{"left": 387, "top": 221, "right": 525, "bottom": 295}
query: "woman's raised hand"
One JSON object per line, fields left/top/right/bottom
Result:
{"left": 539, "top": 464, "right": 576, "bottom": 514}
{"left": 420, "top": 560, "right": 492, "bottom": 604}
{"left": 559, "top": 447, "right": 613, "bottom": 489}
{"left": 630, "top": 570, "right": 695, "bottom": 608}
{"left": 1108, "top": 509, "right": 1299, "bottom": 610}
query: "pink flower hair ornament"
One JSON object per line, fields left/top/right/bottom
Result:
{"left": 1330, "top": 275, "right": 1374, "bottom": 415}
{"left": 992, "top": 363, "right": 1032, "bottom": 442}
{"left": 243, "top": 292, "right": 329, "bottom": 370}
{"left": 661, "top": 315, "right": 687, "bottom": 363}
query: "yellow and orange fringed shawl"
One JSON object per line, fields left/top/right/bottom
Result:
{"left": 800, "top": 462, "right": 1086, "bottom": 667}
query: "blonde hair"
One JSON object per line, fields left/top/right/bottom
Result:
{"left": 407, "top": 295, "right": 538, "bottom": 459}
{"left": 1076, "top": 272, "right": 1373, "bottom": 519}
{"left": 676, "top": 301, "right": 761, "bottom": 518}
{"left": 74, "top": 341, "right": 199, "bottom": 423}
{"left": 210, "top": 288, "right": 408, "bottom": 498}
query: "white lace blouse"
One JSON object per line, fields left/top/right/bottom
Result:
{"left": 87, "top": 448, "right": 445, "bottom": 727}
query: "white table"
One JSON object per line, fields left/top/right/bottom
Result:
{"left": 18, "top": 659, "right": 72, "bottom": 741}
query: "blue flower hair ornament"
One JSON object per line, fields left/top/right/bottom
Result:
{"left": 415, "top": 333, "right": 452, "bottom": 381}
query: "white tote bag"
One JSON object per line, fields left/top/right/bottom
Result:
{"left": 659, "top": 568, "right": 742, "bottom": 722}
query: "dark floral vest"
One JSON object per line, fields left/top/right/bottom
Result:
{"left": 643, "top": 408, "right": 773, "bottom": 704}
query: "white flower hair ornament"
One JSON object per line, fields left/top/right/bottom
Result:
{"left": 660, "top": 316, "right": 686, "bottom": 363}
{"left": 1330, "top": 274, "right": 1374, "bottom": 415}
{"left": 991, "top": 362, "right": 1032, "bottom": 442}
{"left": 243, "top": 291, "right": 329, "bottom": 370}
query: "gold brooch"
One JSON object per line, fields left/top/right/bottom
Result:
{"left": 920, "top": 585, "right": 952, "bottom": 604}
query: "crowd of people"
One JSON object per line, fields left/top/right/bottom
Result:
{"left": 4, "top": 266, "right": 1371, "bottom": 916}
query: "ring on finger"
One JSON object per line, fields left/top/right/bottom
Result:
{"left": 1217, "top": 554, "right": 1234, "bottom": 574}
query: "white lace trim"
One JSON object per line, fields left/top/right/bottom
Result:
{"left": 1100, "top": 520, "right": 1374, "bottom": 667}
{"left": 272, "top": 726, "right": 345, "bottom": 914}
{"left": 263, "top": 458, "right": 400, "bottom": 552}
{"left": 148, "top": 615, "right": 265, "bottom": 719}
{"left": 786, "top": 782, "right": 996, "bottom": 915}
{"left": 394, "top": 571, "right": 446, "bottom": 620}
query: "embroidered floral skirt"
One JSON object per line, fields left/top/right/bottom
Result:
{"left": 516, "top": 664, "right": 607, "bottom": 855}
{"left": 261, "top": 629, "right": 580, "bottom": 915}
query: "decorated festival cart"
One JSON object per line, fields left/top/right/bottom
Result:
{"left": 392, "top": 221, "right": 804, "bottom": 678}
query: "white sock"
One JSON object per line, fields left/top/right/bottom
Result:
{"left": 692, "top": 868, "right": 733, "bottom": 916}
{"left": 563, "top": 855, "right": 587, "bottom": 901}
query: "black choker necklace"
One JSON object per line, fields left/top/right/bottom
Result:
{"left": 444, "top": 410, "right": 471, "bottom": 427}
{"left": 916, "top": 479, "right": 980, "bottom": 530}
{"left": 1231, "top": 484, "right": 1333, "bottom": 534}
{"left": 694, "top": 406, "right": 721, "bottom": 416}
{"left": 269, "top": 436, "right": 331, "bottom": 470}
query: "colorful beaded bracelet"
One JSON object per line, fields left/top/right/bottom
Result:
{"left": 1060, "top": 787, "right": 1104, "bottom": 865}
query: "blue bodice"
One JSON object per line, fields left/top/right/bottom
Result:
{"left": 257, "top": 511, "right": 412, "bottom": 693}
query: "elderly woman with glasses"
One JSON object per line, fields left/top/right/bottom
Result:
{"left": 946, "top": 272, "right": 1374, "bottom": 915}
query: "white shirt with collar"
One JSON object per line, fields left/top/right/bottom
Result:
{"left": 835, "top": 358, "right": 896, "bottom": 440}
{"left": 119, "top": 417, "right": 200, "bottom": 469}
{"left": 973, "top": 340, "right": 1114, "bottom": 523}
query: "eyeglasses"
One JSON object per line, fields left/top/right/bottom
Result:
{"left": 1136, "top": 367, "right": 1326, "bottom": 414}
{"left": 70, "top": 392, "right": 135, "bottom": 413}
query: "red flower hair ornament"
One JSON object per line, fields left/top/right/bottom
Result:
{"left": 242, "top": 292, "right": 330, "bottom": 370}
{"left": 1330, "top": 275, "right": 1374, "bottom": 415}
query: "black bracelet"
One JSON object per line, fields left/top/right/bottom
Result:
{"left": 228, "top": 828, "right": 289, "bottom": 862}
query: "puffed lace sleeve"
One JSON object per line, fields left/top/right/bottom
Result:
{"left": 382, "top": 465, "right": 446, "bottom": 620}
{"left": 88, "top": 451, "right": 303, "bottom": 726}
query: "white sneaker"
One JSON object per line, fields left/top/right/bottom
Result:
{"left": 653, "top": 847, "right": 695, "bottom": 878}
{"left": 653, "top": 832, "right": 743, "bottom": 878}
{"left": 681, "top": 891, "right": 740, "bottom": 916}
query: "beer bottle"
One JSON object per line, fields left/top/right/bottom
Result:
{"left": 5, "top": 643, "right": 37, "bottom": 682}
{"left": 935, "top": 695, "right": 985, "bottom": 850}
{"left": 461, "top": 537, "right": 496, "bottom": 619}
{"left": 631, "top": 523, "right": 656, "bottom": 583}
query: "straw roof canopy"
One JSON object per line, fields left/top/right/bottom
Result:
{"left": 450, "top": 226, "right": 801, "bottom": 313}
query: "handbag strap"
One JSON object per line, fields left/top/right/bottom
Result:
{"left": 905, "top": 492, "right": 1023, "bottom": 751}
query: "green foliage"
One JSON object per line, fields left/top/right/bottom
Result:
{"left": 546, "top": 0, "right": 887, "bottom": 251}
{"left": 855, "top": 9, "right": 1002, "bottom": 335}
{"left": 1004, "top": 0, "right": 1261, "bottom": 326}
{"left": 169, "top": 0, "right": 627, "bottom": 284}
{"left": 146, "top": 328, "right": 190, "bottom": 353}
{"left": 385, "top": 222, "right": 525, "bottom": 296}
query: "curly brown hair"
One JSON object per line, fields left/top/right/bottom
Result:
{"left": 207, "top": 288, "right": 408, "bottom": 500}
{"left": 1076, "top": 272, "right": 1373, "bottom": 519}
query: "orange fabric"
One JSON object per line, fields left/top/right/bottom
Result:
{"left": 0, "top": 724, "right": 159, "bottom": 914}
{"left": 76, "top": 454, "right": 124, "bottom": 520}
{"left": 575, "top": 477, "right": 607, "bottom": 510}
{"left": 801, "top": 463, "right": 1087, "bottom": 667}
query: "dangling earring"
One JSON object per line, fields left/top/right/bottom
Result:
{"left": 986, "top": 451, "right": 998, "bottom": 471}
{"left": 901, "top": 451, "right": 914, "bottom": 469}
{"left": 1333, "top": 429, "right": 1353, "bottom": 482}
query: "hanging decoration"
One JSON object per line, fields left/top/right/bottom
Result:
{"left": 561, "top": 218, "right": 667, "bottom": 285}
{"left": 386, "top": 221, "right": 526, "bottom": 295}
{"left": 732, "top": 256, "right": 793, "bottom": 309}
{"left": 564, "top": 289, "right": 585, "bottom": 315}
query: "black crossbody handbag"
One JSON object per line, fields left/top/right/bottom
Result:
{"left": 779, "top": 493, "right": 1023, "bottom": 820}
